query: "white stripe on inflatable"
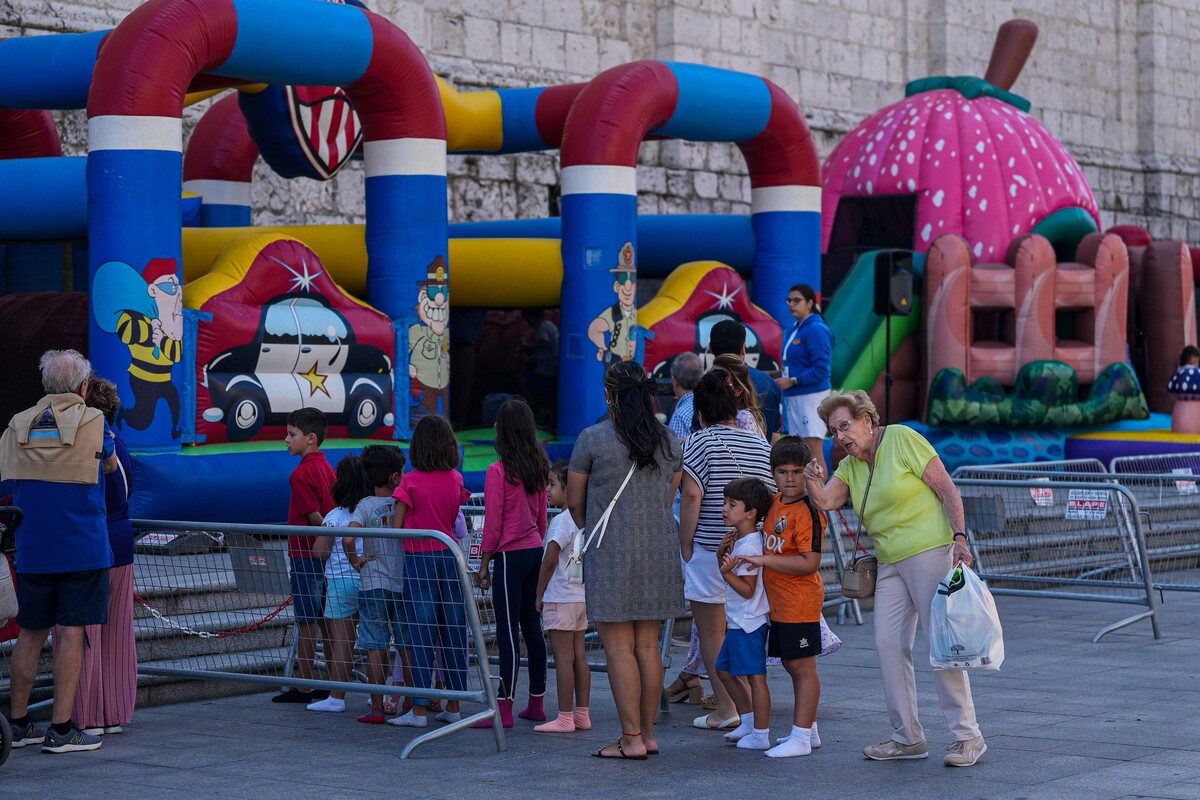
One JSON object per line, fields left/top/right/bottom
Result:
{"left": 182, "top": 179, "right": 252, "bottom": 207}
{"left": 363, "top": 138, "right": 447, "bottom": 178}
{"left": 561, "top": 165, "right": 638, "bottom": 196}
{"left": 89, "top": 115, "right": 183, "bottom": 152}
{"left": 751, "top": 185, "right": 822, "bottom": 214}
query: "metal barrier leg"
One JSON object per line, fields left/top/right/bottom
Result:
{"left": 658, "top": 618, "right": 673, "bottom": 714}
{"left": 1091, "top": 609, "right": 1159, "bottom": 643}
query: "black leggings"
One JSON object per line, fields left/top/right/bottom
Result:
{"left": 492, "top": 547, "right": 547, "bottom": 700}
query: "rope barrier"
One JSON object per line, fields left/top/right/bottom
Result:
{"left": 133, "top": 593, "right": 293, "bottom": 639}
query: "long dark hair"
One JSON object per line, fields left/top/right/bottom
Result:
{"left": 409, "top": 414, "right": 460, "bottom": 472}
{"left": 604, "top": 360, "right": 673, "bottom": 469}
{"left": 495, "top": 398, "right": 549, "bottom": 494}
{"left": 332, "top": 455, "right": 370, "bottom": 512}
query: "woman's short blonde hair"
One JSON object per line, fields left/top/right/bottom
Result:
{"left": 817, "top": 389, "right": 880, "bottom": 429}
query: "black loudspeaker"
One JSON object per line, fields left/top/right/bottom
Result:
{"left": 873, "top": 250, "right": 914, "bottom": 316}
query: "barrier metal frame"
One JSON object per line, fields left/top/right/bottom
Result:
{"left": 132, "top": 519, "right": 505, "bottom": 759}
{"left": 1109, "top": 451, "right": 1200, "bottom": 475}
{"left": 953, "top": 478, "right": 1161, "bottom": 642}
{"left": 951, "top": 458, "right": 1107, "bottom": 479}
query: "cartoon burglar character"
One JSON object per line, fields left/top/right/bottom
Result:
{"left": 408, "top": 256, "right": 450, "bottom": 416}
{"left": 587, "top": 241, "right": 637, "bottom": 363}
{"left": 99, "top": 257, "right": 184, "bottom": 437}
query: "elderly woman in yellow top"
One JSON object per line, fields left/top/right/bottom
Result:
{"left": 802, "top": 390, "right": 986, "bottom": 768}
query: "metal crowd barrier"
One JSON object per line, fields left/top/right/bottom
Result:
{"left": 459, "top": 495, "right": 678, "bottom": 707}
{"left": 953, "top": 477, "right": 1160, "bottom": 642}
{"left": 1109, "top": 451, "right": 1200, "bottom": 475}
{"left": 130, "top": 519, "right": 504, "bottom": 759}
{"left": 952, "top": 458, "right": 1108, "bottom": 479}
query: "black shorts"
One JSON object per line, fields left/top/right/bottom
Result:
{"left": 16, "top": 569, "right": 110, "bottom": 629}
{"left": 767, "top": 620, "right": 821, "bottom": 661}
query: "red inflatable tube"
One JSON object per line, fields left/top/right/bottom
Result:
{"left": 0, "top": 108, "right": 63, "bottom": 159}
{"left": 182, "top": 93, "right": 258, "bottom": 183}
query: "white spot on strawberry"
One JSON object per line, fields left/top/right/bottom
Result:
{"left": 968, "top": 185, "right": 977, "bottom": 198}
{"left": 980, "top": 199, "right": 988, "bottom": 211}
{"left": 975, "top": 141, "right": 985, "bottom": 153}
{"left": 921, "top": 223, "right": 932, "bottom": 241}
{"left": 906, "top": 152, "right": 915, "bottom": 164}
{"left": 907, "top": 179, "right": 916, "bottom": 191}
{"left": 935, "top": 139, "right": 945, "bottom": 151}
{"left": 974, "top": 242, "right": 983, "bottom": 257}
{"left": 933, "top": 190, "right": 945, "bottom": 207}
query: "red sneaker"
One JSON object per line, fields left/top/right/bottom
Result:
{"left": 358, "top": 711, "right": 386, "bottom": 724}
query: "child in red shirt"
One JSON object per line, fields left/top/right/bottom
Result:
{"left": 275, "top": 408, "right": 335, "bottom": 704}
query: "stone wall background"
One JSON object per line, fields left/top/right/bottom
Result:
{"left": 5, "top": 0, "right": 1200, "bottom": 242}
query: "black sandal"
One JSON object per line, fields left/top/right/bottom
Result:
{"left": 592, "top": 732, "right": 648, "bottom": 761}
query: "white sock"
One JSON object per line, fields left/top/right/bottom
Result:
{"left": 766, "top": 725, "right": 813, "bottom": 758}
{"left": 306, "top": 696, "right": 346, "bottom": 713}
{"left": 736, "top": 729, "right": 771, "bottom": 750}
{"left": 435, "top": 711, "right": 462, "bottom": 723}
{"left": 723, "top": 713, "right": 755, "bottom": 742}
{"left": 386, "top": 710, "right": 428, "bottom": 728}
{"left": 778, "top": 721, "right": 821, "bottom": 746}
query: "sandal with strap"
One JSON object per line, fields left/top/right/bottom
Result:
{"left": 665, "top": 675, "right": 703, "bottom": 704}
{"left": 593, "top": 732, "right": 648, "bottom": 761}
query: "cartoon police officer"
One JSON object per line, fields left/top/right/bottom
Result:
{"left": 587, "top": 241, "right": 637, "bottom": 363}
{"left": 408, "top": 256, "right": 450, "bottom": 416}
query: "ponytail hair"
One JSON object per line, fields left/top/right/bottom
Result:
{"left": 604, "top": 360, "right": 673, "bottom": 470}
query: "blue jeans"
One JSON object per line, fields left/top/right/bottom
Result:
{"left": 403, "top": 549, "right": 469, "bottom": 706}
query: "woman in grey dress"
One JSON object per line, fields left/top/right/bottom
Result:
{"left": 569, "top": 360, "right": 685, "bottom": 760}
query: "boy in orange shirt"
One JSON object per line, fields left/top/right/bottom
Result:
{"left": 736, "top": 436, "right": 825, "bottom": 757}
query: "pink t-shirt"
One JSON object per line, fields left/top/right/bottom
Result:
{"left": 482, "top": 462, "right": 548, "bottom": 554}
{"left": 393, "top": 469, "right": 472, "bottom": 553}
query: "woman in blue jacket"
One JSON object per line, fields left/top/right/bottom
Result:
{"left": 776, "top": 283, "right": 834, "bottom": 474}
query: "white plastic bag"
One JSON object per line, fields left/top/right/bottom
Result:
{"left": 929, "top": 564, "right": 1004, "bottom": 670}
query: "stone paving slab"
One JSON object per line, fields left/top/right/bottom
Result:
{"left": 3, "top": 592, "right": 1199, "bottom": 799}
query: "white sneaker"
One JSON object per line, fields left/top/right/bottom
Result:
{"left": 435, "top": 711, "right": 462, "bottom": 723}
{"left": 386, "top": 711, "right": 428, "bottom": 728}
{"left": 104, "top": 725, "right": 124, "bottom": 735}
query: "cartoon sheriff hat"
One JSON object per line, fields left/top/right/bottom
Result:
{"left": 609, "top": 241, "right": 636, "bottom": 277}
{"left": 417, "top": 256, "right": 448, "bottom": 287}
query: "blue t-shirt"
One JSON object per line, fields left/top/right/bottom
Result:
{"left": 748, "top": 364, "right": 783, "bottom": 437}
{"left": 13, "top": 415, "right": 116, "bottom": 574}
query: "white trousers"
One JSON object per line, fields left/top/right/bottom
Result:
{"left": 874, "top": 544, "right": 981, "bottom": 745}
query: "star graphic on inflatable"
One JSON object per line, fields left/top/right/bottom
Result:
{"left": 703, "top": 281, "right": 743, "bottom": 310}
{"left": 299, "top": 362, "right": 331, "bottom": 398}
{"left": 272, "top": 255, "right": 323, "bottom": 293}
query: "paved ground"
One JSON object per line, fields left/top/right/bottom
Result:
{"left": 3, "top": 591, "right": 1199, "bottom": 800}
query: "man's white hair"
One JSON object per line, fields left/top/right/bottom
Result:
{"left": 40, "top": 349, "right": 92, "bottom": 394}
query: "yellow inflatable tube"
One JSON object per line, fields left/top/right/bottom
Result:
{"left": 181, "top": 226, "right": 563, "bottom": 307}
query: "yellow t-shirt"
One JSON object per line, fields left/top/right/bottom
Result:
{"left": 832, "top": 424, "right": 952, "bottom": 564}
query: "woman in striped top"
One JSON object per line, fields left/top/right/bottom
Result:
{"left": 680, "top": 370, "right": 775, "bottom": 730}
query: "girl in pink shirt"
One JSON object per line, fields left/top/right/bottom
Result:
{"left": 387, "top": 415, "right": 472, "bottom": 729}
{"left": 475, "top": 398, "right": 550, "bottom": 728}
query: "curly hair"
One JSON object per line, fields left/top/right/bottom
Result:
{"left": 817, "top": 389, "right": 880, "bottom": 428}
{"left": 85, "top": 375, "right": 121, "bottom": 424}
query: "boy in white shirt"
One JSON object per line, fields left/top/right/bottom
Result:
{"left": 714, "top": 477, "right": 776, "bottom": 751}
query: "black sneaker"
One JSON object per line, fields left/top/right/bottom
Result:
{"left": 41, "top": 725, "right": 102, "bottom": 753}
{"left": 272, "top": 688, "right": 329, "bottom": 704}
{"left": 11, "top": 719, "right": 46, "bottom": 748}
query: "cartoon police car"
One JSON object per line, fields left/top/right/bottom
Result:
{"left": 203, "top": 295, "right": 394, "bottom": 441}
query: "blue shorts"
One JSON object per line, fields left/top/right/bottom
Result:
{"left": 16, "top": 569, "right": 109, "bottom": 629}
{"left": 289, "top": 556, "right": 327, "bottom": 624}
{"left": 324, "top": 575, "right": 361, "bottom": 620}
{"left": 357, "top": 588, "right": 408, "bottom": 651}
{"left": 716, "top": 623, "right": 769, "bottom": 676}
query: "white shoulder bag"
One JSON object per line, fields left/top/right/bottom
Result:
{"left": 565, "top": 463, "right": 636, "bottom": 585}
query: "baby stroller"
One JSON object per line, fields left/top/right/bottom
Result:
{"left": 0, "top": 504, "right": 23, "bottom": 767}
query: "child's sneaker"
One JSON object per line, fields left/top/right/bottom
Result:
{"left": 10, "top": 719, "right": 46, "bottom": 748}
{"left": 41, "top": 725, "right": 102, "bottom": 753}
{"left": 435, "top": 711, "right": 462, "bottom": 724}
{"left": 357, "top": 709, "right": 387, "bottom": 724}
{"left": 307, "top": 696, "right": 347, "bottom": 713}
{"left": 386, "top": 711, "right": 427, "bottom": 728}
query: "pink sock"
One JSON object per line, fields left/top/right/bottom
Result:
{"left": 534, "top": 712, "right": 576, "bottom": 733}
{"left": 518, "top": 694, "right": 546, "bottom": 721}
{"left": 572, "top": 707, "right": 591, "bottom": 730}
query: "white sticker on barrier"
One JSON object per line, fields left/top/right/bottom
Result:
{"left": 1171, "top": 467, "right": 1198, "bottom": 495}
{"left": 1065, "top": 489, "right": 1108, "bottom": 521}
{"left": 467, "top": 517, "right": 485, "bottom": 573}
{"left": 140, "top": 532, "right": 179, "bottom": 546}
{"left": 1030, "top": 477, "right": 1054, "bottom": 507}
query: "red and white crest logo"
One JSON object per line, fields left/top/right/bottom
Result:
{"left": 285, "top": 85, "right": 363, "bottom": 180}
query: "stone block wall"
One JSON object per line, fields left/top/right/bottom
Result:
{"left": 5, "top": 0, "right": 1200, "bottom": 245}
